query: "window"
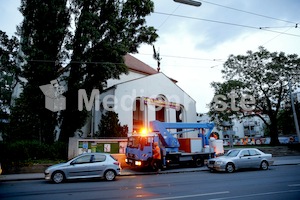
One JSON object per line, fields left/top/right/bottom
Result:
{"left": 240, "top": 150, "right": 250, "bottom": 157}
{"left": 93, "top": 154, "right": 106, "bottom": 162}
{"left": 133, "top": 99, "right": 144, "bottom": 132}
{"left": 225, "top": 149, "right": 240, "bottom": 157}
{"left": 156, "top": 106, "right": 165, "bottom": 122}
{"left": 73, "top": 155, "right": 91, "bottom": 164}
{"left": 249, "top": 149, "right": 261, "bottom": 156}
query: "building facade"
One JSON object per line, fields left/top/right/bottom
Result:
{"left": 81, "top": 54, "right": 197, "bottom": 137}
{"left": 197, "top": 113, "right": 269, "bottom": 139}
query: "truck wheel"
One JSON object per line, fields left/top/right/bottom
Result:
{"left": 194, "top": 158, "right": 203, "bottom": 167}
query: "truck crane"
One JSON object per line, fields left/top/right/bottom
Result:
{"left": 125, "top": 120, "right": 216, "bottom": 169}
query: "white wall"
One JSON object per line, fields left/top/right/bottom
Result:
{"left": 100, "top": 73, "right": 196, "bottom": 133}
{"left": 106, "top": 71, "right": 146, "bottom": 88}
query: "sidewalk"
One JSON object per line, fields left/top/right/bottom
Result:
{"left": 1, "top": 156, "right": 300, "bottom": 182}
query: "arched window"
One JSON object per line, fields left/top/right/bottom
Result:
{"left": 155, "top": 95, "right": 166, "bottom": 122}
{"left": 156, "top": 105, "right": 165, "bottom": 122}
{"left": 133, "top": 98, "right": 144, "bottom": 132}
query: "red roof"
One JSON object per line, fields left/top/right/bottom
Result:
{"left": 124, "top": 54, "right": 158, "bottom": 75}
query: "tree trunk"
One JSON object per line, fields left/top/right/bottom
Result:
{"left": 269, "top": 119, "right": 280, "bottom": 145}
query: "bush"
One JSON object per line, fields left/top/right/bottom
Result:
{"left": 0, "top": 140, "right": 68, "bottom": 173}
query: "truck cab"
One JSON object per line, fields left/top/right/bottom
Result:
{"left": 125, "top": 131, "right": 158, "bottom": 167}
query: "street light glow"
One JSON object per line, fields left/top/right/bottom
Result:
{"left": 174, "top": 0, "right": 202, "bottom": 7}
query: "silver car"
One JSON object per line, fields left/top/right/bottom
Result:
{"left": 207, "top": 148, "right": 274, "bottom": 173}
{"left": 45, "top": 153, "right": 120, "bottom": 183}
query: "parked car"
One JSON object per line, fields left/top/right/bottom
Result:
{"left": 45, "top": 153, "right": 120, "bottom": 183}
{"left": 207, "top": 148, "right": 274, "bottom": 173}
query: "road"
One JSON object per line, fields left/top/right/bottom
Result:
{"left": 0, "top": 165, "right": 300, "bottom": 200}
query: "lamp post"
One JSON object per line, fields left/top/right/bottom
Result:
{"left": 174, "top": 0, "right": 202, "bottom": 7}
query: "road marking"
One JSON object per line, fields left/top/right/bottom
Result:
{"left": 148, "top": 191, "right": 230, "bottom": 200}
{"left": 288, "top": 184, "right": 300, "bottom": 187}
{"left": 208, "top": 189, "right": 300, "bottom": 200}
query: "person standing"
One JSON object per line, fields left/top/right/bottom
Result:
{"left": 151, "top": 142, "right": 161, "bottom": 171}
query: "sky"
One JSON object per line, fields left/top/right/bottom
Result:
{"left": 1, "top": 0, "right": 300, "bottom": 113}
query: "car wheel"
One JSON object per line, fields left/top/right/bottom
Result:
{"left": 194, "top": 158, "right": 203, "bottom": 167}
{"left": 226, "top": 163, "right": 235, "bottom": 173}
{"left": 104, "top": 170, "right": 116, "bottom": 181}
{"left": 52, "top": 171, "right": 65, "bottom": 184}
{"left": 260, "top": 161, "right": 269, "bottom": 170}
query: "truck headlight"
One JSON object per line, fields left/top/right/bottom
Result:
{"left": 135, "top": 161, "right": 142, "bottom": 166}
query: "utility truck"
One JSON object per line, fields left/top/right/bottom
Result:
{"left": 125, "top": 120, "right": 218, "bottom": 169}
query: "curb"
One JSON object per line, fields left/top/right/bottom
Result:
{"left": 1, "top": 162, "right": 300, "bottom": 182}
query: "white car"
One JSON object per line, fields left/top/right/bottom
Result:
{"left": 45, "top": 153, "right": 120, "bottom": 183}
{"left": 207, "top": 148, "right": 274, "bottom": 173}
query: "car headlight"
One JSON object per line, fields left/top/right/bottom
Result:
{"left": 216, "top": 161, "right": 224, "bottom": 165}
{"left": 45, "top": 169, "right": 50, "bottom": 174}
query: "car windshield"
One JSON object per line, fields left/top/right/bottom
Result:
{"left": 224, "top": 149, "right": 240, "bottom": 157}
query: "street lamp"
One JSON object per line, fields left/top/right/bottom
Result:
{"left": 174, "top": 0, "right": 202, "bottom": 7}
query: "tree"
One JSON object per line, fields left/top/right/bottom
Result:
{"left": 98, "top": 111, "right": 128, "bottom": 137}
{"left": 209, "top": 47, "right": 300, "bottom": 145}
{"left": 8, "top": 0, "right": 70, "bottom": 143}
{"left": 4, "top": 0, "right": 157, "bottom": 143}
{"left": 0, "top": 31, "right": 20, "bottom": 137}
{"left": 58, "top": 0, "right": 158, "bottom": 142}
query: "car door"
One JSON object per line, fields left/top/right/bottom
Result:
{"left": 65, "top": 154, "right": 92, "bottom": 178}
{"left": 236, "top": 150, "right": 252, "bottom": 169}
{"left": 89, "top": 154, "right": 107, "bottom": 177}
{"left": 248, "top": 149, "right": 262, "bottom": 168}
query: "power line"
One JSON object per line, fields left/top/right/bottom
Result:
{"left": 261, "top": 24, "right": 298, "bottom": 46}
{"left": 199, "top": 0, "right": 298, "bottom": 25}
{"left": 158, "top": 4, "right": 181, "bottom": 29}
{"left": 28, "top": 59, "right": 125, "bottom": 65}
{"left": 260, "top": 24, "right": 298, "bottom": 29}
{"left": 154, "top": 11, "right": 300, "bottom": 38}
{"left": 137, "top": 53, "right": 225, "bottom": 62}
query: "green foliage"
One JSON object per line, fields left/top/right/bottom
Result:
{"left": 209, "top": 47, "right": 300, "bottom": 145}
{"left": 0, "top": 31, "right": 20, "bottom": 136}
{"left": 59, "top": 0, "right": 158, "bottom": 142}
{"left": 0, "top": 140, "right": 67, "bottom": 172}
{"left": 7, "top": 0, "right": 71, "bottom": 143}
{"left": 277, "top": 102, "right": 300, "bottom": 135}
{"left": 98, "top": 111, "right": 128, "bottom": 137}
{"left": 1, "top": 0, "right": 157, "bottom": 144}
{"left": 209, "top": 80, "right": 248, "bottom": 124}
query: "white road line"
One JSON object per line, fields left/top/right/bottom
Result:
{"left": 148, "top": 191, "right": 230, "bottom": 200}
{"left": 288, "top": 184, "right": 300, "bottom": 187}
{"left": 208, "top": 189, "right": 300, "bottom": 200}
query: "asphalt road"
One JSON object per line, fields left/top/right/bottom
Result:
{"left": 0, "top": 165, "right": 300, "bottom": 200}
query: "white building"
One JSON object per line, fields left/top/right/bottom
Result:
{"left": 82, "top": 54, "right": 197, "bottom": 137}
{"left": 197, "top": 113, "right": 268, "bottom": 139}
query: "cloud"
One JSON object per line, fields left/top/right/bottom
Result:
{"left": 2, "top": 0, "right": 299, "bottom": 113}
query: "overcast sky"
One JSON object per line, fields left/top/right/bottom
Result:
{"left": 1, "top": 0, "right": 300, "bottom": 113}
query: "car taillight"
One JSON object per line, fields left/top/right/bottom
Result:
{"left": 113, "top": 162, "right": 119, "bottom": 166}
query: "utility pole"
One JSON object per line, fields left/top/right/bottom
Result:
{"left": 288, "top": 76, "right": 300, "bottom": 143}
